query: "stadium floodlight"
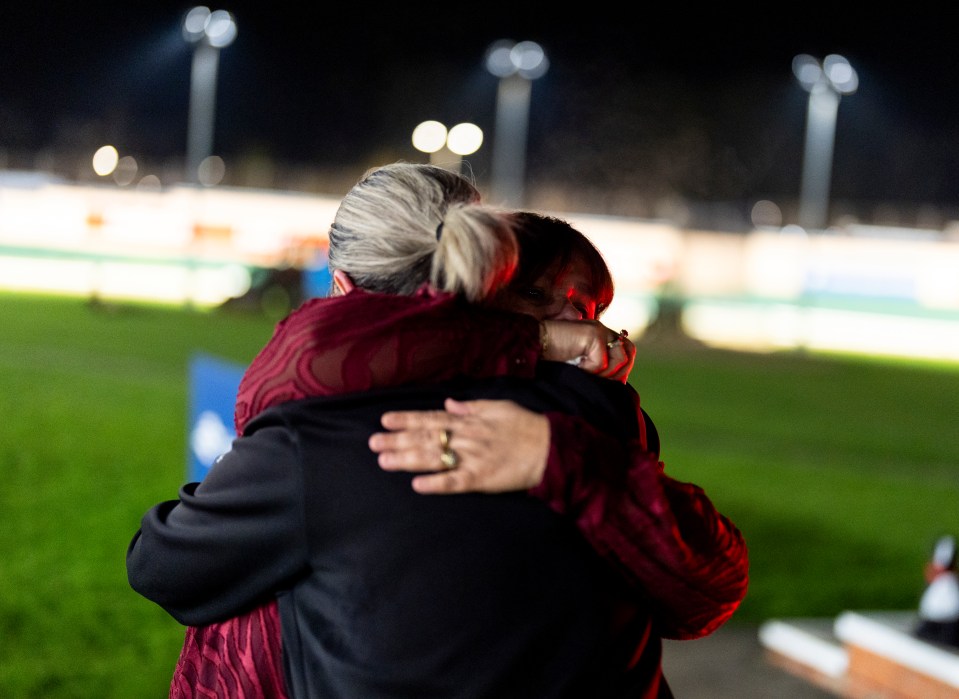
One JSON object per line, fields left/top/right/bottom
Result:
{"left": 485, "top": 40, "right": 548, "bottom": 206}
{"left": 793, "top": 54, "right": 857, "bottom": 230}
{"left": 183, "top": 7, "right": 237, "bottom": 185}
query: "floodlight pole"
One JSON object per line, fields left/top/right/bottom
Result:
{"left": 793, "top": 54, "right": 857, "bottom": 231}
{"left": 485, "top": 40, "right": 548, "bottom": 207}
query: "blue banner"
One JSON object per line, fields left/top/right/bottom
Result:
{"left": 187, "top": 353, "right": 245, "bottom": 483}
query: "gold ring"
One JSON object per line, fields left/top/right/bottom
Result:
{"left": 439, "top": 429, "right": 458, "bottom": 469}
{"left": 440, "top": 448, "right": 459, "bottom": 470}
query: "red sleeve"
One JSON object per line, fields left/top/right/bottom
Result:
{"left": 528, "top": 412, "right": 749, "bottom": 640}
{"left": 235, "top": 286, "right": 541, "bottom": 434}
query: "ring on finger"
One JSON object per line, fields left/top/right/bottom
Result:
{"left": 606, "top": 329, "right": 629, "bottom": 349}
{"left": 439, "top": 428, "right": 458, "bottom": 470}
{"left": 440, "top": 448, "right": 459, "bottom": 470}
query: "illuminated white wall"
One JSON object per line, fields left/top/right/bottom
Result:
{"left": 2, "top": 179, "right": 958, "bottom": 362}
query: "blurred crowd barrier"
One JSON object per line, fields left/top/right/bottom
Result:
{"left": 2, "top": 174, "right": 958, "bottom": 362}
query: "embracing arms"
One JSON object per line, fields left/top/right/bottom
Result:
{"left": 370, "top": 398, "right": 749, "bottom": 640}
{"left": 127, "top": 423, "right": 307, "bottom": 626}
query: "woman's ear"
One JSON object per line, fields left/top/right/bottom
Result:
{"left": 332, "top": 269, "right": 355, "bottom": 296}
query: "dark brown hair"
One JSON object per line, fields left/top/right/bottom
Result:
{"left": 508, "top": 212, "right": 614, "bottom": 317}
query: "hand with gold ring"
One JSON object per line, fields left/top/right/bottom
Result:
{"left": 541, "top": 319, "right": 636, "bottom": 384}
{"left": 600, "top": 328, "right": 635, "bottom": 383}
{"left": 369, "top": 398, "right": 550, "bottom": 494}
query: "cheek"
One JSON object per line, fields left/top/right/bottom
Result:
{"left": 491, "top": 292, "right": 549, "bottom": 321}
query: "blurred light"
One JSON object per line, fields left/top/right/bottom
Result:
{"left": 484, "top": 39, "right": 549, "bottom": 80}
{"left": 446, "top": 123, "right": 483, "bottom": 155}
{"left": 793, "top": 53, "right": 858, "bottom": 95}
{"left": 512, "top": 41, "right": 549, "bottom": 79}
{"left": 750, "top": 199, "right": 783, "bottom": 228}
{"left": 484, "top": 40, "right": 517, "bottom": 77}
{"left": 137, "top": 175, "right": 162, "bottom": 192}
{"left": 823, "top": 54, "right": 858, "bottom": 94}
{"left": 197, "top": 155, "right": 226, "bottom": 186}
{"left": 205, "top": 10, "right": 237, "bottom": 48}
{"left": 92, "top": 145, "right": 119, "bottom": 176}
{"left": 792, "top": 54, "right": 822, "bottom": 90}
{"left": 182, "top": 6, "right": 236, "bottom": 48}
{"left": 183, "top": 6, "right": 211, "bottom": 42}
{"left": 412, "top": 121, "right": 448, "bottom": 153}
{"left": 113, "top": 156, "right": 138, "bottom": 186}
{"left": 0, "top": 256, "right": 252, "bottom": 307}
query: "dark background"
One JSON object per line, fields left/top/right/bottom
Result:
{"left": 3, "top": 3, "right": 958, "bottom": 224}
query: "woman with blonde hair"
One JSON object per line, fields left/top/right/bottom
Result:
{"left": 129, "top": 163, "right": 747, "bottom": 699}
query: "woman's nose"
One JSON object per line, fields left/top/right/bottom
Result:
{"left": 553, "top": 301, "right": 583, "bottom": 321}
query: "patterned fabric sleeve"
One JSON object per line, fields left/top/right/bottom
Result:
{"left": 234, "top": 286, "right": 541, "bottom": 435}
{"left": 530, "top": 412, "right": 750, "bottom": 641}
{"left": 170, "top": 604, "right": 284, "bottom": 699}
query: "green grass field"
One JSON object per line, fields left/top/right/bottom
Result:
{"left": 1, "top": 292, "right": 958, "bottom": 698}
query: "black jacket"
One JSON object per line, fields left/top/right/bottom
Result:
{"left": 128, "top": 363, "right": 671, "bottom": 698}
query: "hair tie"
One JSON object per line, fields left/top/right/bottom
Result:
{"left": 435, "top": 222, "right": 444, "bottom": 240}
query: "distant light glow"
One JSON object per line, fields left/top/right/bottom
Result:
{"left": 823, "top": 54, "right": 858, "bottom": 94}
{"left": 512, "top": 41, "right": 549, "bottom": 79}
{"left": 205, "top": 10, "right": 237, "bottom": 48}
{"left": 485, "top": 40, "right": 517, "bottom": 77}
{"left": 183, "top": 6, "right": 211, "bottom": 42}
{"left": 446, "top": 123, "right": 483, "bottom": 155}
{"left": 485, "top": 39, "right": 549, "bottom": 80}
{"left": 182, "top": 6, "right": 236, "bottom": 48}
{"left": 750, "top": 199, "right": 783, "bottom": 228}
{"left": 198, "top": 155, "right": 226, "bottom": 186}
{"left": 794, "top": 53, "right": 857, "bottom": 95}
{"left": 92, "top": 146, "right": 119, "bottom": 176}
{"left": 137, "top": 175, "right": 162, "bottom": 192}
{"left": 412, "top": 121, "right": 448, "bottom": 153}
{"left": 113, "top": 156, "right": 138, "bottom": 186}
{"left": 792, "top": 54, "right": 823, "bottom": 90}
{"left": 0, "top": 256, "right": 252, "bottom": 307}
{"left": 683, "top": 301, "right": 959, "bottom": 362}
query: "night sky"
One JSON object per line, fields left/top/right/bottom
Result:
{"left": 4, "top": 3, "right": 959, "bottom": 219}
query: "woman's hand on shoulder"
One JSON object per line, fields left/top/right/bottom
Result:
{"left": 541, "top": 319, "right": 635, "bottom": 384}
{"left": 368, "top": 398, "right": 550, "bottom": 494}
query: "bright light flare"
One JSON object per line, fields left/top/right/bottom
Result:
{"left": 793, "top": 53, "right": 857, "bottom": 95}
{"left": 182, "top": 6, "right": 236, "bottom": 47}
{"left": 485, "top": 40, "right": 516, "bottom": 77}
{"left": 205, "top": 10, "right": 237, "bottom": 48}
{"left": 183, "top": 6, "right": 211, "bottom": 42}
{"left": 792, "top": 54, "right": 822, "bottom": 90}
{"left": 412, "top": 121, "right": 448, "bottom": 153}
{"left": 485, "top": 39, "right": 549, "bottom": 79}
{"left": 512, "top": 41, "right": 548, "bottom": 79}
{"left": 446, "top": 123, "right": 483, "bottom": 155}
{"left": 823, "top": 54, "right": 858, "bottom": 94}
{"left": 92, "top": 146, "right": 119, "bottom": 176}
